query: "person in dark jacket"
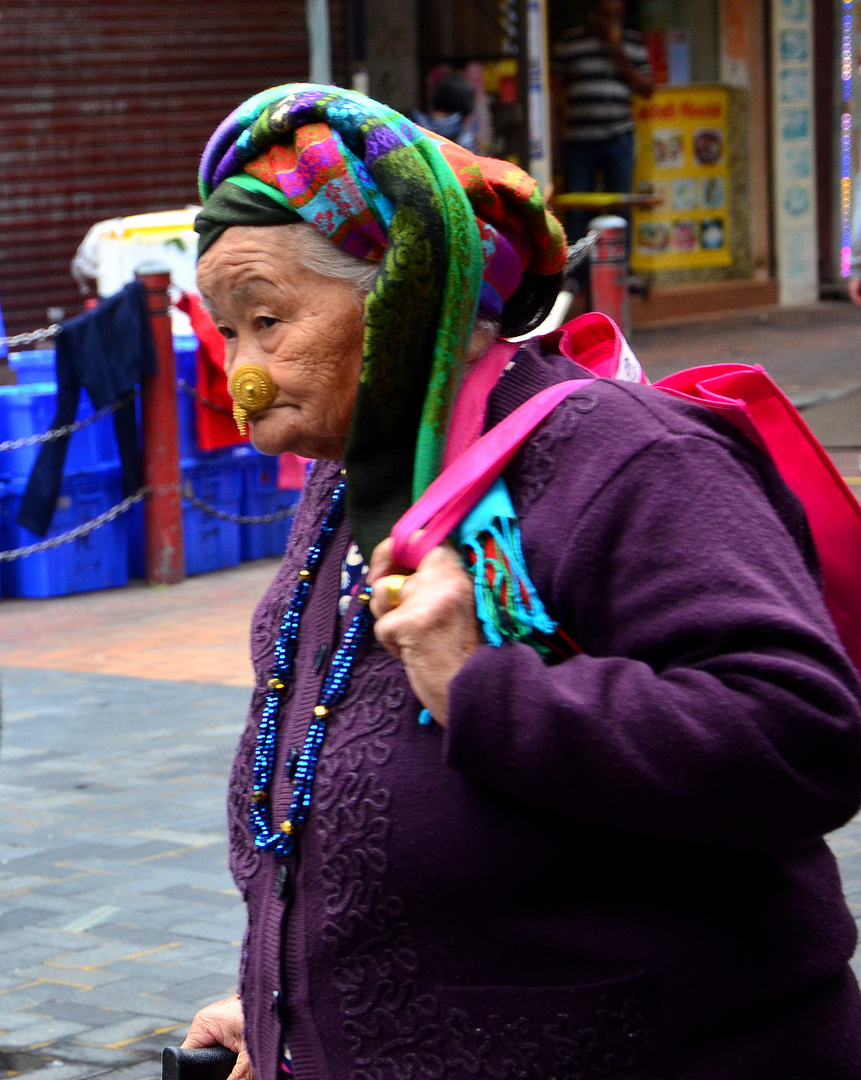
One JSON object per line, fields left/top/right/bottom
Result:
{"left": 182, "top": 84, "right": 861, "bottom": 1080}
{"left": 412, "top": 71, "right": 478, "bottom": 152}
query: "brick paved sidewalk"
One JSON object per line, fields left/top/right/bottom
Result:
{"left": 0, "top": 561, "right": 280, "bottom": 687}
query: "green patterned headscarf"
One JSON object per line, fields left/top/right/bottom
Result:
{"left": 198, "top": 84, "right": 566, "bottom": 558}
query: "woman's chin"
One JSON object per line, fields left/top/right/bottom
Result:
{"left": 247, "top": 418, "right": 293, "bottom": 457}
{"left": 246, "top": 409, "right": 347, "bottom": 460}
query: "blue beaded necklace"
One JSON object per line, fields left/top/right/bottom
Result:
{"left": 250, "top": 479, "right": 373, "bottom": 859}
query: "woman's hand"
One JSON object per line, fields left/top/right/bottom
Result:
{"left": 369, "top": 539, "right": 483, "bottom": 727}
{"left": 182, "top": 993, "right": 254, "bottom": 1080}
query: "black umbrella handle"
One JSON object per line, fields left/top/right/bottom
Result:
{"left": 162, "top": 1046, "right": 239, "bottom": 1080}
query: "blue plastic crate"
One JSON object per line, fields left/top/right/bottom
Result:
{"left": 132, "top": 333, "right": 200, "bottom": 460}
{"left": 182, "top": 454, "right": 242, "bottom": 575}
{"left": 127, "top": 452, "right": 242, "bottom": 578}
{"left": 173, "top": 333, "right": 199, "bottom": 460}
{"left": 236, "top": 449, "right": 300, "bottom": 560}
{"left": 0, "top": 382, "right": 121, "bottom": 480}
{"left": 8, "top": 349, "right": 55, "bottom": 385}
{"left": 0, "top": 382, "right": 55, "bottom": 479}
{"left": 0, "top": 466, "right": 130, "bottom": 597}
{"left": 0, "top": 480, "right": 5, "bottom": 599}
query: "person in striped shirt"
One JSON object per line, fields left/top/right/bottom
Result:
{"left": 553, "top": 0, "right": 654, "bottom": 283}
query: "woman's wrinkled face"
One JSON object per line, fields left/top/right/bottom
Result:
{"left": 196, "top": 225, "right": 366, "bottom": 460}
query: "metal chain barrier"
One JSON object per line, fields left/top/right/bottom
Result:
{"left": 181, "top": 483, "right": 298, "bottom": 526}
{"left": 0, "top": 390, "right": 139, "bottom": 453}
{"left": 565, "top": 230, "right": 601, "bottom": 273}
{"left": 0, "top": 324, "right": 62, "bottom": 349}
{"left": 176, "top": 379, "right": 234, "bottom": 416}
{"left": 0, "top": 481, "right": 298, "bottom": 563}
{"left": 0, "top": 376, "right": 230, "bottom": 454}
{"left": 0, "top": 488, "right": 147, "bottom": 562}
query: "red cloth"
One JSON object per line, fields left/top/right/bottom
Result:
{"left": 176, "top": 292, "right": 246, "bottom": 451}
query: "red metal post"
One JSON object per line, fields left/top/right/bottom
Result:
{"left": 588, "top": 215, "right": 631, "bottom": 337}
{"left": 137, "top": 263, "right": 185, "bottom": 585}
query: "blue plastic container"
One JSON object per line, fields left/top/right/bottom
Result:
{"left": 127, "top": 452, "right": 242, "bottom": 578}
{"left": 131, "top": 333, "right": 199, "bottom": 459}
{"left": 8, "top": 349, "right": 55, "bottom": 385}
{"left": 0, "top": 383, "right": 55, "bottom": 479}
{"left": 173, "top": 333, "right": 199, "bottom": 460}
{"left": 10, "top": 333, "right": 199, "bottom": 466}
{"left": 236, "top": 448, "right": 300, "bottom": 560}
{"left": 181, "top": 454, "right": 243, "bottom": 575}
{"left": 0, "top": 382, "right": 121, "bottom": 480}
{"left": 0, "top": 466, "right": 130, "bottom": 597}
{"left": 0, "top": 480, "right": 5, "bottom": 599}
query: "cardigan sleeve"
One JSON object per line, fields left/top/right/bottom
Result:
{"left": 444, "top": 428, "right": 861, "bottom": 853}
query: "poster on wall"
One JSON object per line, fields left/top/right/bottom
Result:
{"left": 630, "top": 86, "right": 732, "bottom": 272}
{"left": 770, "top": 0, "right": 817, "bottom": 304}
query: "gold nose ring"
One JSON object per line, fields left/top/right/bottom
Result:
{"left": 228, "top": 364, "right": 278, "bottom": 436}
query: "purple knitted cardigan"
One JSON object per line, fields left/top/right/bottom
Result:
{"left": 227, "top": 340, "right": 861, "bottom": 1080}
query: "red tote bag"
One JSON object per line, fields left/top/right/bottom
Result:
{"left": 654, "top": 363, "right": 861, "bottom": 676}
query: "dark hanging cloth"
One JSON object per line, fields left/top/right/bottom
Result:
{"left": 17, "top": 280, "right": 157, "bottom": 536}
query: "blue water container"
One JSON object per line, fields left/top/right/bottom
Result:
{"left": 127, "top": 451, "right": 242, "bottom": 578}
{"left": 8, "top": 349, "right": 55, "bottom": 385}
{"left": 0, "top": 383, "right": 56, "bottom": 479}
{"left": 131, "top": 333, "right": 199, "bottom": 459}
{"left": 181, "top": 454, "right": 242, "bottom": 575}
{"left": 173, "top": 333, "right": 199, "bottom": 459}
{"left": 235, "top": 448, "right": 300, "bottom": 560}
{"left": 0, "top": 465, "right": 130, "bottom": 597}
{"left": 0, "top": 382, "right": 121, "bottom": 480}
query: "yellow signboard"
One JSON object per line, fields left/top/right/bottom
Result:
{"left": 631, "top": 86, "right": 732, "bottom": 272}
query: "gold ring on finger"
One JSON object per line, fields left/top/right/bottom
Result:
{"left": 385, "top": 574, "right": 407, "bottom": 608}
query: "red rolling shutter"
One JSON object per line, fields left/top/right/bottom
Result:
{"left": 0, "top": 0, "right": 323, "bottom": 335}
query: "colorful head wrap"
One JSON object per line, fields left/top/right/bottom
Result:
{"left": 197, "top": 84, "right": 566, "bottom": 559}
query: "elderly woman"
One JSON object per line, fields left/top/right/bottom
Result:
{"left": 183, "top": 85, "right": 861, "bottom": 1080}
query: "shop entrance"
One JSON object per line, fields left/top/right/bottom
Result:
{"left": 417, "top": 0, "right": 530, "bottom": 166}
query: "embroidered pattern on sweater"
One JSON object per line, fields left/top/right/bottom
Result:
{"left": 444, "top": 998, "right": 660, "bottom": 1079}
{"left": 512, "top": 396, "right": 596, "bottom": 514}
{"left": 313, "top": 648, "right": 447, "bottom": 1080}
{"left": 228, "top": 701, "right": 264, "bottom": 893}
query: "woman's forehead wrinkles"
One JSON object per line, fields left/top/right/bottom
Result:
{"left": 232, "top": 277, "right": 282, "bottom": 307}
{"left": 199, "top": 275, "right": 283, "bottom": 323}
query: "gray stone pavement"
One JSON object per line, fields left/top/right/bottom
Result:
{"left": 0, "top": 668, "right": 248, "bottom": 1080}
{"left": 633, "top": 300, "right": 861, "bottom": 394}
{"left": 633, "top": 299, "right": 861, "bottom": 458}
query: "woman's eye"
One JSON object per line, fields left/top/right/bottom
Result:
{"left": 217, "top": 325, "right": 237, "bottom": 340}
{"left": 257, "top": 316, "right": 278, "bottom": 331}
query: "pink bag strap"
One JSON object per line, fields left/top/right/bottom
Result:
{"left": 391, "top": 378, "right": 595, "bottom": 569}
{"left": 442, "top": 339, "right": 520, "bottom": 470}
